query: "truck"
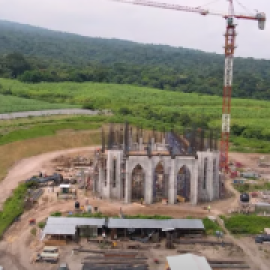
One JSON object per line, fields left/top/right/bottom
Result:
{"left": 25, "top": 173, "right": 63, "bottom": 185}
{"left": 255, "top": 234, "right": 270, "bottom": 244}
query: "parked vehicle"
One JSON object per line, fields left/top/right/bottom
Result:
{"left": 58, "top": 263, "right": 69, "bottom": 270}
{"left": 42, "top": 246, "right": 58, "bottom": 253}
{"left": 255, "top": 234, "right": 270, "bottom": 244}
{"left": 35, "top": 246, "right": 60, "bottom": 263}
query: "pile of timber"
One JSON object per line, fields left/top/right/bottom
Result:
{"left": 208, "top": 259, "right": 249, "bottom": 269}
{"left": 81, "top": 251, "right": 149, "bottom": 270}
{"left": 174, "top": 239, "right": 234, "bottom": 246}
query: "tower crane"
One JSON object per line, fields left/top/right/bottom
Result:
{"left": 112, "top": 0, "right": 266, "bottom": 172}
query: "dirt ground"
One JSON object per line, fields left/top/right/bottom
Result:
{"left": 0, "top": 149, "right": 270, "bottom": 269}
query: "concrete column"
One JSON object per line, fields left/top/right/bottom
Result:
{"left": 117, "top": 154, "right": 122, "bottom": 199}
{"left": 168, "top": 159, "right": 176, "bottom": 204}
{"left": 144, "top": 159, "right": 153, "bottom": 204}
{"left": 151, "top": 138, "right": 155, "bottom": 151}
{"left": 139, "top": 138, "right": 143, "bottom": 151}
{"left": 104, "top": 153, "right": 112, "bottom": 199}
{"left": 190, "top": 159, "right": 198, "bottom": 205}
{"left": 125, "top": 161, "right": 131, "bottom": 204}
{"left": 207, "top": 155, "right": 214, "bottom": 201}
{"left": 98, "top": 168, "right": 103, "bottom": 194}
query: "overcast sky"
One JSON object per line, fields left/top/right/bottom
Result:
{"left": 0, "top": 0, "right": 269, "bottom": 59}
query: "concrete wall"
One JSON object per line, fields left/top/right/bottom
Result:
{"left": 97, "top": 148, "right": 219, "bottom": 205}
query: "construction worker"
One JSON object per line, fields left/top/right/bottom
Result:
{"left": 207, "top": 205, "right": 211, "bottom": 213}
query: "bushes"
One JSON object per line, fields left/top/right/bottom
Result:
{"left": 38, "top": 222, "right": 46, "bottom": 229}
{"left": 51, "top": 211, "right": 62, "bottom": 217}
{"left": 125, "top": 214, "right": 172, "bottom": 220}
{"left": 0, "top": 183, "right": 29, "bottom": 237}
{"left": 223, "top": 214, "right": 270, "bottom": 234}
{"left": 68, "top": 213, "right": 106, "bottom": 218}
{"left": 202, "top": 218, "right": 223, "bottom": 235}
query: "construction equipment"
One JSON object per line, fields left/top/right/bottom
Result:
{"left": 112, "top": 0, "right": 266, "bottom": 172}
{"left": 25, "top": 173, "right": 63, "bottom": 185}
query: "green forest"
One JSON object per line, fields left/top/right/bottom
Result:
{"left": 1, "top": 20, "right": 270, "bottom": 99}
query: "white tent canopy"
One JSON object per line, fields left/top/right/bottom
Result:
{"left": 167, "top": 253, "right": 212, "bottom": 270}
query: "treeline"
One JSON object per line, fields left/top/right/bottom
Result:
{"left": 1, "top": 20, "right": 270, "bottom": 100}
{"left": 1, "top": 52, "right": 270, "bottom": 100}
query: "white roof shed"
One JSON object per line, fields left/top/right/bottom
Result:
{"left": 167, "top": 253, "right": 212, "bottom": 270}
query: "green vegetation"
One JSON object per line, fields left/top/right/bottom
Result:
{"left": 68, "top": 213, "right": 106, "bottom": 218}
{"left": 0, "top": 183, "right": 29, "bottom": 237}
{"left": 50, "top": 212, "right": 62, "bottom": 217}
{"left": 0, "top": 20, "right": 270, "bottom": 99}
{"left": 0, "top": 115, "right": 108, "bottom": 145}
{"left": 0, "top": 93, "right": 77, "bottom": 113}
{"left": 202, "top": 218, "right": 223, "bottom": 235}
{"left": 30, "top": 227, "right": 37, "bottom": 236}
{"left": 38, "top": 221, "right": 46, "bottom": 229}
{"left": 125, "top": 214, "right": 171, "bottom": 219}
{"left": 223, "top": 214, "right": 270, "bottom": 234}
{"left": 233, "top": 182, "right": 270, "bottom": 193}
{"left": 2, "top": 79, "right": 270, "bottom": 152}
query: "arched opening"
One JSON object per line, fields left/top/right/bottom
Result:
{"left": 131, "top": 164, "right": 145, "bottom": 201}
{"left": 93, "top": 165, "right": 99, "bottom": 193}
{"left": 213, "top": 158, "right": 217, "bottom": 182}
{"left": 203, "top": 158, "right": 208, "bottom": 189}
{"left": 177, "top": 165, "right": 191, "bottom": 201}
{"left": 153, "top": 162, "right": 167, "bottom": 202}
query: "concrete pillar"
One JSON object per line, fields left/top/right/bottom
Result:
{"left": 117, "top": 154, "right": 122, "bottom": 200}
{"left": 125, "top": 161, "right": 131, "bottom": 204}
{"left": 168, "top": 159, "right": 176, "bottom": 204}
{"left": 190, "top": 159, "right": 198, "bottom": 205}
{"left": 139, "top": 138, "right": 143, "bottom": 151}
{"left": 151, "top": 138, "right": 155, "bottom": 151}
{"left": 98, "top": 167, "right": 104, "bottom": 194}
{"left": 207, "top": 155, "right": 214, "bottom": 201}
{"left": 144, "top": 159, "right": 153, "bottom": 204}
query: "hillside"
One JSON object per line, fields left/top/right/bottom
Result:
{"left": 0, "top": 20, "right": 270, "bottom": 99}
{"left": 0, "top": 93, "right": 76, "bottom": 114}
{"left": 1, "top": 78, "right": 270, "bottom": 152}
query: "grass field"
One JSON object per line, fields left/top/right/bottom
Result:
{"left": 0, "top": 126, "right": 101, "bottom": 182}
{"left": 0, "top": 93, "right": 78, "bottom": 113}
{"left": 1, "top": 78, "right": 270, "bottom": 152}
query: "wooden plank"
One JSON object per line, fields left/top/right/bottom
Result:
{"left": 208, "top": 260, "right": 246, "bottom": 264}
{"left": 175, "top": 239, "right": 234, "bottom": 246}
{"left": 43, "top": 239, "right": 66, "bottom": 246}
{"left": 210, "top": 264, "right": 250, "bottom": 269}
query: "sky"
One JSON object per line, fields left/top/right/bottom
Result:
{"left": 0, "top": 0, "right": 269, "bottom": 59}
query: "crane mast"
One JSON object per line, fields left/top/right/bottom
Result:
{"left": 112, "top": 0, "right": 266, "bottom": 172}
{"left": 221, "top": 0, "right": 236, "bottom": 172}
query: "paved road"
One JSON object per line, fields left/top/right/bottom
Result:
{"left": 0, "top": 109, "right": 103, "bottom": 120}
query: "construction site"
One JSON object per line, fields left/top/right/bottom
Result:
{"left": 0, "top": 144, "right": 269, "bottom": 270}
{"left": 0, "top": 1, "right": 269, "bottom": 270}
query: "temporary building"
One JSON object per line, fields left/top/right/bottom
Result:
{"left": 167, "top": 253, "right": 212, "bottom": 270}
{"left": 42, "top": 217, "right": 106, "bottom": 240}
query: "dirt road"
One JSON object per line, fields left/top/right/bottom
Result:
{"left": 0, "top": 146, "right": 98, "bottom": 208}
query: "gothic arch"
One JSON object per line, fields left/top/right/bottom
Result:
{"left": 131, "top": 164, "right": 145, "bottom": 201}
{"left": 177, "top": 165, "right": 191, "bottom": 201}
{"left": 93, "top": 164, "right": 99, "bottom": 193}
{"left": 153, "top": 162, "right": 168, "bottom": 202}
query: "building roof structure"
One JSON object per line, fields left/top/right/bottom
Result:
{"left": 107, "top": 218, "right": 204, "bottom": 230}
{"left": 167, "top": 254, "right": 212, "bottom": 270}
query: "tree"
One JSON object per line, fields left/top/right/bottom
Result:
{"left": 4, "top": 53, "right": 31, "bottom": 78}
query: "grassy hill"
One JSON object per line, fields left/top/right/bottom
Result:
{"left": 0, "top": 93, "right": 77, "bottom": 113}
{"left": 1, "top": 20, "right": 270, "bottom": 99}
{"left": 1, "top": 78, "right": 270, "bottom": 152}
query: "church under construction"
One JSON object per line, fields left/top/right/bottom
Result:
{"left": 92, "top": 123, "right": 221, "bottom": 205}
